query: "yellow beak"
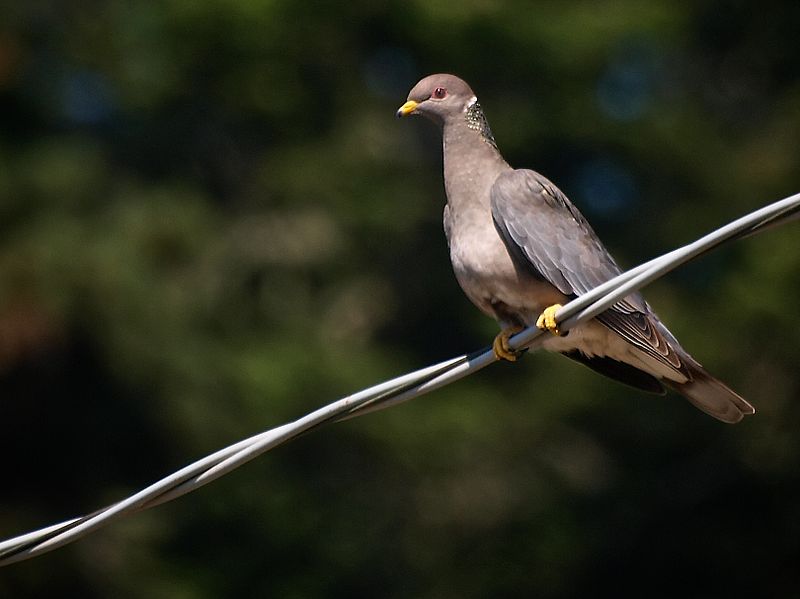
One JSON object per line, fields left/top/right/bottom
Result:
{"left": 396, "top": 100, "right": 419, "bottom": 118}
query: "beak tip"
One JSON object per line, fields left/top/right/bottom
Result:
{"left": 396, "top": 100, "right": 419, "bottom": 119}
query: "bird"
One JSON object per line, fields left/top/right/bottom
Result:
{"left": 396, "top": 73, "right": 755, "bottom": 423}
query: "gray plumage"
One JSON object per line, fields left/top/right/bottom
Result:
{"left": 398, "top": 73, "right": 755, "bottom": 424}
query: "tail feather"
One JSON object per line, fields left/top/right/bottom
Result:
{"left": 664, "top": 360, "right": 755, "bottom": 424}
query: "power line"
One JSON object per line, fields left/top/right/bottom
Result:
{"left": 1, "top": 192, "right": 798, "bottom": 567}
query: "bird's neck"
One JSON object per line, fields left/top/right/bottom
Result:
{"left": 442, "top": 103, "right": 509, "bottom": 212}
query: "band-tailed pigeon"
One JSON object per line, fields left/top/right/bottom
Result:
{"left": 397, "top": 73, "right": 755, "bottom": 424}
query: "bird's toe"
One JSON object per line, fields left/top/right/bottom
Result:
{"left": 492, "top": 326, "right": 525, "bottom": 361}
{"left": 536, "top": 303, "right": 565, "bottom": 336}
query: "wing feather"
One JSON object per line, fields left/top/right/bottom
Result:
{"left": 490, "top": 169, "right": 688, "bottom": 378}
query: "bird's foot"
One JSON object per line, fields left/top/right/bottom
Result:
{"left": 492, "top": 325, "right": 526, "bottom": 362}
{"left": 536, "top": 304, "right": 565, "bottom": 336}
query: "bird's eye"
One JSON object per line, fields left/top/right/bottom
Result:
{"left": 432, "top": 87, "right": 447, "bottom": 99}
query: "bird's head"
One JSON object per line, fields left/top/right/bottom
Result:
{"left": 396, "top": 74, "right": 477, "bottom": 126}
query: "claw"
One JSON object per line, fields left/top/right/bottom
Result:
{"left": 492, "top": 325, "right": 525, "bottom": 362}
{"left": 536, "top": 303, "right": 564, "bottom": 336}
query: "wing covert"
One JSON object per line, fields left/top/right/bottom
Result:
{"left": 490, "top": 169, "right": 687, "bottom": 377}
{"left": 491, "top": 169, "right": 630, "bottom": 298}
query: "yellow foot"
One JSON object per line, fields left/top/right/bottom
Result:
{"left": 492, "top": 325, "right": 525, "bottom": 362}
{"left": 536, "top": 303, "right": 564, "bottom": 336}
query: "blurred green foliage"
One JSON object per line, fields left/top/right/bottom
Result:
{"left": 1, "top": 1, "right": 799, "bottom": 597}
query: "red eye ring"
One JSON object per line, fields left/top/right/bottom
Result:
{"left": 432, "top": 87, "right": 447, "bottom": 99}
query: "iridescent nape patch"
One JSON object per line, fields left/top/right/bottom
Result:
{"left": 465, "top": 97, "right": 497, "bottom": 149}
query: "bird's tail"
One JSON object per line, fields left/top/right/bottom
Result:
{"left": 664, "top": 357, "right": 755, "bottom": 424}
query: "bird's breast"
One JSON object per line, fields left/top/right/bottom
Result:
{"left": 445, "top": 205, "right": 565, "bottom": 323}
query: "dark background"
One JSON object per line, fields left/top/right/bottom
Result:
{"left": 1, "top": 1, "right": 799, "bottom": 597}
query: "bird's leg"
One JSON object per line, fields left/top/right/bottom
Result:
{"left": 492, "top": 325, "right": 525, "bottom": 362}
{"left": 536, "top": 303, "right": 565, "bottom": 336}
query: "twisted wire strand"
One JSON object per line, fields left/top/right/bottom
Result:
{"left": 1, "top": 192, "right": 798, "bottom": 567}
